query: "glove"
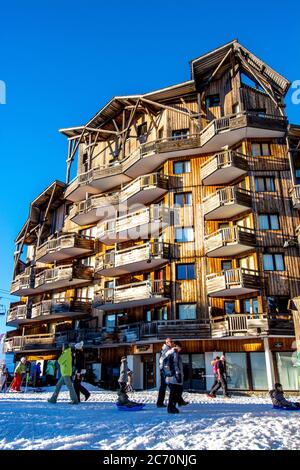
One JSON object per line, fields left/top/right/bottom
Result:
{"left": 176, "top": 373, "right": 182, "bottom": 383}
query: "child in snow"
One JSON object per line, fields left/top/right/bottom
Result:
{"left": 270, "top": 383, "right": 300, "bottom": 409}
{"left": 10, "top": 357, "right": 27, "bottom": 392}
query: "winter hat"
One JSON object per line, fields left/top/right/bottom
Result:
{"left": 75, "top": 341, "right": 84, "bottom": 350}
{"left": 20, "top": 357, "right": 26, "bottom": 364}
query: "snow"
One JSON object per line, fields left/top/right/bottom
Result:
{"left": 0, "top": 388, "right": 300, "bottom": 450}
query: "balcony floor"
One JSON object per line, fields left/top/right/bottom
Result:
{"left": 34, "top": 278, "right": 91, "bottom": 294}
{"left": 206, "top": 243, "right": 255, "bottom": 258}
{"left": 10, "top": 287, "right": 36, "bottom": 296}
{"left": 208, "top": 286, "right": 259, "bottom": 298}
{"left": 204, "top": 203, "right": 251, "bottom": 221}
{"left": 98, "top": 296, "right": 170, "bottom": 311}
{"left": 37, "top": 247, "right": 93, "bottom": 264}
{"left": 71, "top": 207, "right": 116, "bottom": 226}
{"left": 98, "top": 221, "right": 164, "bottom": 245}
{"left": 97, "top": 257, "right": 169, "bottom": 277}
{"left": 202, "top": 166, "right": 247, "bottom": 186}
{"left": 121, "top": 187, "right": 168, "bottom": 207}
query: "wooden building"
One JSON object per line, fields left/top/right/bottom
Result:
{"left": 5, "top": 40, "right": 300, "bottom": 392}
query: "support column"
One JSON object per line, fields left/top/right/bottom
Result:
{"left": 263, "top": 337, "right": 275, "bottom": 391}
{"left": 155, "top": 353, "right": 160, "bottom": 391}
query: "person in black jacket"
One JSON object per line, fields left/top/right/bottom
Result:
{"left": 73, "top": 342, "right": 90, "bottom": 402}
{"left": 270, "top": 383, "right": 300, "bottom": 409}
{"left": 209, "top": 355, "right": 230, "bottom": 398}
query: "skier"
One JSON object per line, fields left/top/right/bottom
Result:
{"left": 73, "top": 341, "right": 90, "bottom": 402}
{"left": 47, "top": 343, "right": 79, "bottom": 404}
{"left": 270, "top": 383, "right": 300, "bottom": 409}
{"left": 45, "top": 360, "right": 56, "bottom": 386}
{"left": 156, "top": 337, "right": 173, "bottom": 408}
{"left": 164, "top": 341, "right": 184, "bottom": 414}
{"left": 10, "top": 357, "right": 27, "bottom": 392}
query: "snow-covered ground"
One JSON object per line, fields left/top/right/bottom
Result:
{"left": 0, "top": 386, "right": 300, "bottom": 450}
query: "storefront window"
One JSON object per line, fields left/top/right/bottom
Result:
{"left": 250, "top": 353, "right": 268, "bottom": 390}
{"left": 191, "top": 354, "right": 206, "bottom": 390}
{"left": 226, "top": 353, "right": 249, "bottom": 390}
{"left": 276, "top": 352, "right": 298, "bottom": 390}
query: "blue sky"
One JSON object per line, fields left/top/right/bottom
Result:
{"left": 0, "top": 0, "right": 299, "bottom": 333}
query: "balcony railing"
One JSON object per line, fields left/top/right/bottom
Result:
{"left": 211, "top": 312, "right": 294, "bottom": 338}
{"left": 95, "top": 242, "right": 171, "bottom": 276}
{"left": 70, "top": 193, "right": 119, "bottom": 225}
{"left": 206, "top": 268, "right": 260, "bottom": 297}
{"left": 31, "top": 298, "right": 92, "bottom": 319}
{"left": 290, "top": 185, "right": 300, "bottom": 209}
{"left": 10, "top": 267, "right": 35, "bottom": 295}
{"left": 6, "top": 302, "right": 28, "bottom": 325}
{"left": 95, "top": 280, "right": 171, "bottom": 310}
{"left": 4, "top": 334, "right": 56, "bottom": 352}
{"left": 34, "top": 264, "right": 93, "bottom": 293}
{"left": 119, "top": 173, "right": 169, "bottom": 205}
{"left": 35, "top": 233, "right": 95, "bottom": 263}
{"left": 203, "top": 186, "right": 252, "bottom": 220}
{"left": 200, "top": 150, "right": 249, "bottom": 185}
{"left": 204, "top": 226, "right": 256, "bottom": 257}
{"left": 97, "top": 204, "right": 171, "bottom": 244}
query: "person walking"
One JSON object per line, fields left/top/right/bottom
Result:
{"left": 208, "top": 355, "right": 230, "bottom": 398}
{"left": 45, "top": 360, "right": 56, "bottom": 386}
{"left": 164, "top": 341, "right": 184, "bottom": 414}
{"left": 156, "top": 337, "right": 173, "bottom": 408}
{"left": 31, "top": 362, "right": 42, "bottom": 388}
{"left": 0, "top": 364, "right": 8, "bottom": 392}
{"left": 48, "top": 343, "right": 79, "bottom": 404}
{"left": 10, "top": 357, "right": 27, "bottom": 392}
{"left": 207, "top": 356, "right": 220, "bottom": 398}
{"left": 126, "top": 369, "right": 134, "bottom": 393}
{"left": 73, "top": 341, "right": 90, "bottom": 402}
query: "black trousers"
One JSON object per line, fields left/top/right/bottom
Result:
{"left": 210, "top": 373, "right": 228, "bottom": 396}
{"left": 74, "top": 376, "right": 90, "bottom": 402}
{"left": 168, "top": 383, "right": 181, "bottom": 411}
{"left": 157, "top": 370, "right": 167, "bottom": 406}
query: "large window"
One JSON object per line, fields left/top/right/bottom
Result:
{"left": 177, "top": 304, "right": 197, "bottom": 320}
{"left": 263, "top": 253, "right": 285, "bottom": 271}
{"left": 252, "top": 142, "right": 271, "bottom": 156}
{"left": 173, "top": 160, "right": 191, "bottom": 174}
{"left": 174, "top": 192, "right": 192, "bottom": 207}
{"left": 226, "top": 353, "right": 249, "bottom": 390}
{"left": 259, "top": 214, "right": 280, "bottom": 230}
{"left": 250, "top": 353, "right": 268, "bottom": 390}
{"left": 276, "top": 352, "right": 299, "bottom": 390}
{"left": 175, "top": 227, "right": 194, "bottom": 242}
{"left": 242, "top": 298, "right": 259, "bottom": 315}
{"left": 255, "top": 177, "right": 275, "bottom": 192}
{"left": 224, "top": 301, "right": 236, "bottom": 314}
{"left": 267, "top": 296, "right": 289, "bottom": 314}
{"left": 176, "top": 263, "right": 196, "bottom": 280}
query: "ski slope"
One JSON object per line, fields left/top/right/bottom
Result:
{"left": 0, "top": 387, "right": 300, "bottom": 450}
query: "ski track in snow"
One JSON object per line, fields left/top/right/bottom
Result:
{"left": 0, "top": 388, "right": 300, "bottom": 450}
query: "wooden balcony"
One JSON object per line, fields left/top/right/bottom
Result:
{"left": 203, "top": 186, "right": 252, "bottom": 221}
{"left": 4, "top": 334, "right": 56, "bottom": 353}
{"left": 70, "top": 193, "right": 119, "bottom": 226}
{"left": 35, "top": 233, "right": 95, "bottom": 263}
{"left": 211, "top": 313, "right": 294, "bottom": 338}
{"left": 95, "top": 242, "right": 171, "bottom": 276}
{"left": 97, "top": 205, "right": 170, "bottom": 244}
{"left": 34, "top": 264, "right": 93, "bottom": 294}
{"left": 64, "top": 162, "right": 131, "bottom": 202}
{"left": 10, "top": 268, "right": 35, "bottom": 296}
{"left": 204, "top": 226, "right": 256, "bottom": 257}
{"left": 31, "top": 298, "right": 92, "bottom": 322}
{"left": 140, "top": 320, "right": 211, "bottom": 340}
{"left": 6, "top": 302, "right": 28, "bottom": 326}
{"left": 290, "top": 185, "right": 300, "bottom": 209}
{"left": 200, "top": 112, "right": 287, "bottom": 154}
{"left": 119, "top": 173, "right": 169, "bottom": 206}
{"left": 95, "top": 280, "right": 171, "bottom": 310}
{"left": 200, "top": 150, "right": 248, "bottom": 185}
{"left": 206, "top": 268, "right": 260, "bottom": 297}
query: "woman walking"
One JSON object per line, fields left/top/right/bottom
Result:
{"left": 73, "top": 341, "right": 90, "bottom": 402}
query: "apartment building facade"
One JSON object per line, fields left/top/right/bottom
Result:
{"left": 5, "top": 40, "right": 300, "bottom": 392}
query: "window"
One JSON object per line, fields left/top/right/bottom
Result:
{"left": 224, "top": 301, "right": 236, "bottom": 314}
{"left": 296, "top": 168, "right": 300, "bottom": 185}
{"left": 137, "top": 122, "right": 147, "bottom": 137}
{"left": 251, "top": 143, "right": 271, "bottom": 156}
{"left": 276, "top": 352, "right": 299, "bottom": 390}
{"left": 176, "top": 263, "right": 196, "bottom": 280}
{"left": 172, "top": 128, "right": 189, "bottom": 140}
{"left": 259, "top": 214, "right": 280, "bottom": 230}
{"left": 242, "top": 298, "right": 259, "bottom": 315}
{"left": 205, "top": 94, "right": 220, "bottom": 108}
{"left": 263, "top": 253, "right": 285, "bottom": 271}
{"left": 80, "top": 255, "right": 95, "bottom": 267}
{"left": 158, "top": 127, "right": 164, "bottom": 140}
{"left": 173, "top": 160, "right": 191, "bottom": 174}
{"left": 255, "top": 177, "right": 275, "bottom": 192}
{"left": 144, "top": 309, "right": 152, "bottom": 323}
{"left": 174, "top": 192, "right": 192, "bottom": 207}
{"left": 221, "top": 260, "right": 232, "bottom": 271}
{"left": 250, "top": 353, "right": 268, "bottom": 390}
{"left": 80, "top": 226, "right": 97, "bottom": 238}
{"left": 76, "top": 286, "right": 94, "bottom": 300}
{"left": 177, "top": 304, "right": 197, "bottom": 320}
{"left": 267, "top": 296, "right": 289, "bottom": 314}
{"left": 226, "top": 353, "right": 249, "bottom": 390}
{"left": 175, "top": 227, "right": 194, "bottom": 242}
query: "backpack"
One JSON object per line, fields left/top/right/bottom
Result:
{"left": 162, "top": 352, "right": 175, "bottom": 378}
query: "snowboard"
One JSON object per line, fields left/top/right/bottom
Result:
{"left": 116, "top": 403, "right": 146, "bottom": 411}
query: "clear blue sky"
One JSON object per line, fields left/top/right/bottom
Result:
{"left": 0, "top": 0, "right": 299, "bottom": 334}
